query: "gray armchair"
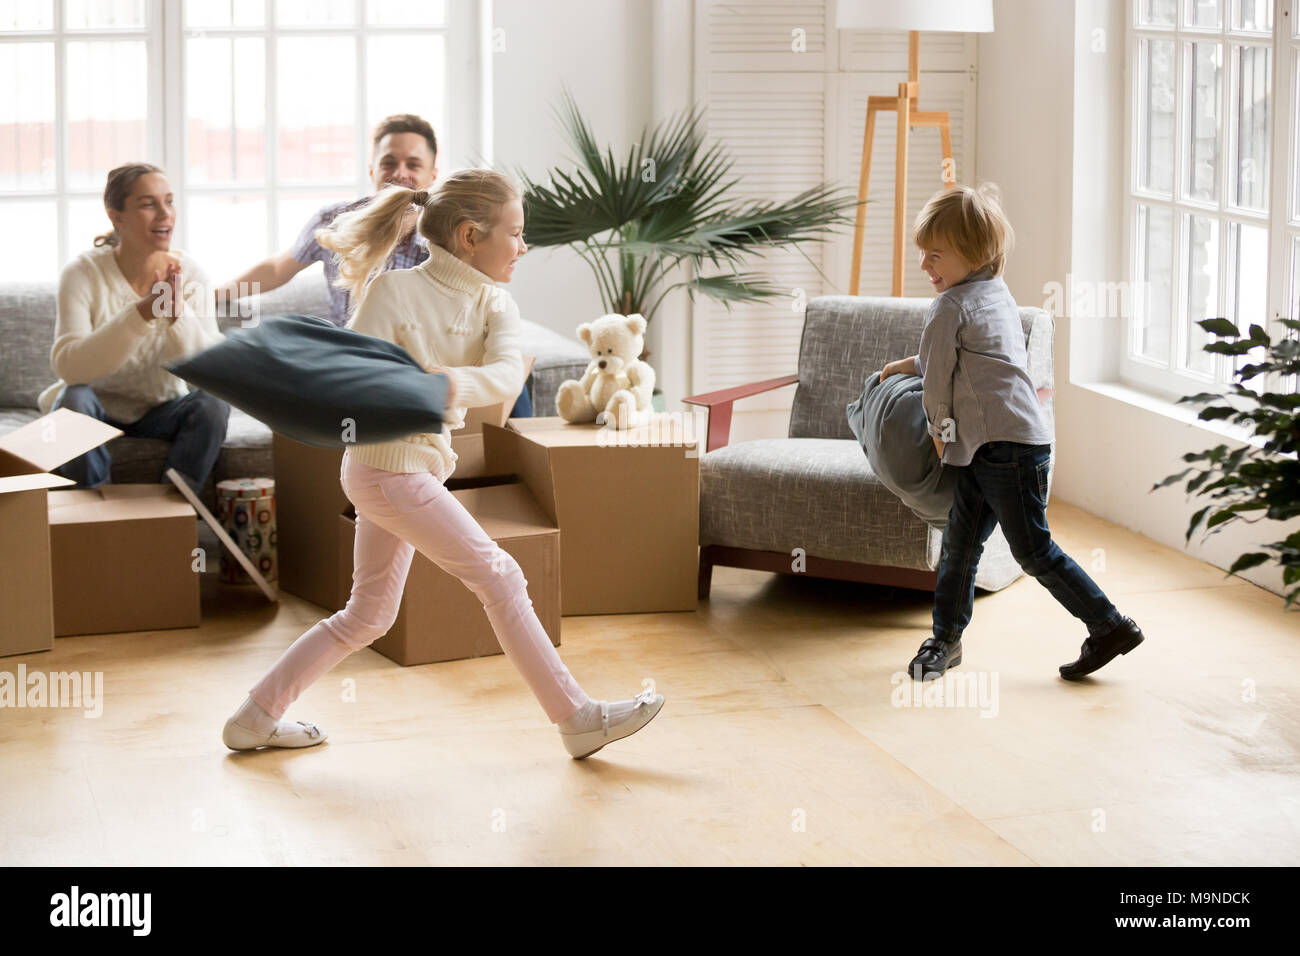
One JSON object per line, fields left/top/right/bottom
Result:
{"left": 684, "top": 294, "right": 1056, "bottom": 597}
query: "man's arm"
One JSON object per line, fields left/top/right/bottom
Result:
{"left": 213, "top": 249, "right": 308, "bottom": 310}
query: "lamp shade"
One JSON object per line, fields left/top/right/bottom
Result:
{"left": 835, "top": 0, "right": 994, "bottom": 32}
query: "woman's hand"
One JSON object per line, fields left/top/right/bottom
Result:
{"left": 135, "top": 260, "right": 183, "bottom": 324}
{"left": 429, "top": 366, "right": 458, "bottom": 406}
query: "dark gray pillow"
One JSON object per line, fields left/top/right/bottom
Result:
{"left": 165, "top": 313, "right": 448, "bottom": 448}
{"left": 846, "top": 370, "right": 957, "bottom": 530}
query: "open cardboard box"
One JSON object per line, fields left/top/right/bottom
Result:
{"left": 337, "top": 480, "right": 560, "bottom": 666}
{"left": 274, "top": 356, "right": 535, "bottom": 611}
{"left": 0, "top": 408, "right": 199, "bottom": 656}
{"left": 483, "top": 415, "right": 700, "bottom": 615}
{"left": 47, "top": 483, "right": 199, "bottom": 636}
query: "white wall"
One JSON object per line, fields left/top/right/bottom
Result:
{"left": 489, "top": 0, "right": 654, "bottom": 339}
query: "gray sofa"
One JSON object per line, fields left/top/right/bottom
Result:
{"left": 0, "top": 267, "right": 590, "bottom": 511}
{"left": 690, "top": 295, "right": 1056, "bottom": 594}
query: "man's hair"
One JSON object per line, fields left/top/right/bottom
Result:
{"left": 371, "top": 113, "right": 438, "bottom": 161}
{"left": 913, "top": 183, "right": 1014, "bottom": 276}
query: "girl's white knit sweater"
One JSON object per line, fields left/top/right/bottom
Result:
{"left": 344, "top": 242, "right": 525, "bottom": 479}
{"left": 38, "top": 245, "right": 222, "bottom": 423}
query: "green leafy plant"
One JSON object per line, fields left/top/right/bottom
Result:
{"left": 1152, "top": 317, "right": 1300, "bottom": 607}
{"left": 512, "top": 89, "right": 858, "bottom": 326}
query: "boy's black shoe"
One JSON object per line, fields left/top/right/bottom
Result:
{"left": 1059, "top": 617, "right": 1144, "bottom": 681}
{"left": 908, "top": 637, "right": 962, "bottom": 681}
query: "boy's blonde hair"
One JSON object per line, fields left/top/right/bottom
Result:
{"left": 913, "top": 182, "right": 1014, "bottom": 276}
{"left": 317, "top": 167, "right": 522, "bottom": 309}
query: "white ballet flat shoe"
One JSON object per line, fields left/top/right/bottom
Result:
{"left": 559, "top": 689, "right": 665, "bottom": 759}
{"left": 222, "top": 716, "right": 328, "bottom": 751}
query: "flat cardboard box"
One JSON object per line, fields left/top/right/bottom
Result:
{"left": 485, "top": 415, "right": 700, "bottom": 615}
{"left": 336, "top": 480, "right": 560, "bottom": 665}
{"left": 0, "top": 408, "right": 123, "bottom": 656}
{"left": 47, "top": 484, "right": 200, "bottom": 636}
{"left": 274, "top": 356, "right": 535, "bottom": 611}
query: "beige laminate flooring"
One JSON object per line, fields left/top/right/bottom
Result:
{"left": 2, "top": 498, "right": 1297, "bottom": 866}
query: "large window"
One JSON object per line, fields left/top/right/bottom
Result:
{"left": 0, "top": 0, "right": 483, "bottom": 284}
{"left": 1127, "top": 0, "right": 1297, "bottom": 399}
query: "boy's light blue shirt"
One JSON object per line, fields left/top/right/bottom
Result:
{"left": 916, "top": 264, "right": 1053, "bottom": 466}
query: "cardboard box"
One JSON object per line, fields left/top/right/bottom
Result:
{"left": 48, "top": 484, "right": 200, "bottom": 636}
{"left": 336, "top": 480, "right": 561, "bottom": 665}
{"left": 484, "top": 415, "right": 700, "bottom": 615}
{"left": 0, "top": 408, "right": 123, "bottom": 656}
{"left": 273, "top": 356, "right": 535, "bottom": 610}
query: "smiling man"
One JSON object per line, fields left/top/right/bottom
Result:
{"left": 215, "top": 114, "right": 438, "bottom": 328}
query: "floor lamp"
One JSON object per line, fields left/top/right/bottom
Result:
{"left": 837, "top": 0, "right": 995, "bottom": 296}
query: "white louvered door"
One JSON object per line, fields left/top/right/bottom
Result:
{"left": 691, "top": 0, "right": 978, "bottom": 409}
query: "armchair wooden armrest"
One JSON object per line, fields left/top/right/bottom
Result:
{"left": 682, "top": 374, "right": 800, "bottom": 452}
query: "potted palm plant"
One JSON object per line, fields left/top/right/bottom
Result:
{"left": 1153, "top": 317, "right": 1300, "bottom": 608}
{"left": 512, "top": 90, "right": 858, "bottom": 408}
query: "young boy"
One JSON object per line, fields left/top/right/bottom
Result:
{"left": 880, "top": 183, "right": 1144, "bottom": 682}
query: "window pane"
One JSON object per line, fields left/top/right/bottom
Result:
{"left": 1294, "top": 52, "right": 1300, "bottom": 222}
{"left": 0, "top": 200, "right": 57, "bottom": 281}
{"left": 274, "top": 0, "right": 353, "bottom": 27}
{"left": 1136, "top": 204, "right": 1173, "bottom": 362}
{"left": 0, "top": 42, "right": 56, "bottom": 191}
{"left": 1138, "top": 0, "right": 1176, "bottom": 26}
{"left": 66, "top": 40, "right": 148, "bottom": 190}
{"left": 1183, "top": 0, "right": 1222, "bottom": 29}
{"left": 67, "top": 194, "right": 111, "bottom": 252}
{"left": 276, "top": 190, "right": 353, "bottom": 249}
{"left": 277, "top": 37, "right": 355, "bottom": 182}
{"left": 0, "top": 0, "right": 53, "bottom": 29}
{"left": 1184, "top": 41, "right": 1221, "bottom": 203}
{"left": 367, "top": 0, "right": 447, "bottom": 25}
{"left": 185, "top": 194, "right": 267, "bottom": 283}
{"left": 367, "top": 34, "right": 445, "bottom": 158}
{"left": 185, "top": 0, "right": 265, "bottom": 28}
{"left": 1138, "top": 38, "right": 1175, "bottom": 194}
{"left": 1229, "top": 44, "right": 1269, "bottom": 211}
{"left": 1227, "top": 221, "right": 1267, "bottom": 381}
{"left": 186, "top": 36, "right": 266, "bottom": 184}
{"left": 65, "top": 0, "right": 146, "bottom": 29}
{"left": 1230, "top": 0, "right": 1271, "bottom": 32}
{"left": 1182, "top": 212, "right": 1218, "bottom": 375}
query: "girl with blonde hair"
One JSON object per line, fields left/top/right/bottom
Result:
{"left": 223, "top": 168, "right": 665, "bottom": 759}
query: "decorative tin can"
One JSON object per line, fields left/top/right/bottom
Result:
{"left": 216, "top": 478, "right": 277, "bottom": 585}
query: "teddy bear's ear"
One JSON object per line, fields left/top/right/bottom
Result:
{"left": 576, "top": 323, "right": 593, "bottom": 345}
{"left": 626, "top": 313, "right": 647, "bottom": 336}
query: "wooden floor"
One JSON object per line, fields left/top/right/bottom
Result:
{"left": 2, "top": 498, "right": 1297, "bottom": 866}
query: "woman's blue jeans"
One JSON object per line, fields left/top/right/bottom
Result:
{"left": 932, "top": 440, "right": 1124, "bottom": 644}
{"left": 51, "top": 383, "right": 229, "bottom": 495}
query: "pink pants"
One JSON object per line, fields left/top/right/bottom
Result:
{"left": 247, "top": 450, "right": 589, "bottom": 724}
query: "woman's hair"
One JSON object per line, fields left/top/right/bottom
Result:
{"left": 94, "top": 162, "right": 164, "bottom": 247}
{"left": 317, "top": 167, "right": 522, "bottom": 307}
{"left": 913, "top": 182, "right": 1014, "bottom": 276}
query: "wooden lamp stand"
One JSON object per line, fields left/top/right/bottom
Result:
{"left": 848, "top": 31, "right": 957, "bottom": 297}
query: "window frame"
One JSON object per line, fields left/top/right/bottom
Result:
{"left": 0, "top": 0, "right": 485, "bottom": 281}
{"left": 1124, "top": 0, "right": 1294, "bottom": 402}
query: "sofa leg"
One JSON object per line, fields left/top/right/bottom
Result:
{"left": 698, "top": 557, "right": 714, "bottom": 600}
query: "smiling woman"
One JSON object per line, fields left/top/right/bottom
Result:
{"left": 36, "top": 161, "right": 230, "bottom": 500}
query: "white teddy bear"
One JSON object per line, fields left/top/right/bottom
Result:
{"left": 556, "top": 313, "right": 656, "bottom": 429}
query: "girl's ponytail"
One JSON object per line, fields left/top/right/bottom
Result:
{"left": 317, "top": 185, "right": 428, "bottom": 308}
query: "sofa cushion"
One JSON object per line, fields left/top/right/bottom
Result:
{"left": 0, "top": 284, "right": 60, "bottom": 409}
{"left": 846, "top": 368, "right": 958, "bottom": 529}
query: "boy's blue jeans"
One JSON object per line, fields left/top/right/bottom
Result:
{"left": 933, "top": 440, "right": 1124, "bottom": 643}
{"left": 51, "top": 384, "right": 229, "bottom": 496}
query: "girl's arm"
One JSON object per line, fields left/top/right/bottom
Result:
{"left": 441, "top": 289, "right": 525, "bottom": 409}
